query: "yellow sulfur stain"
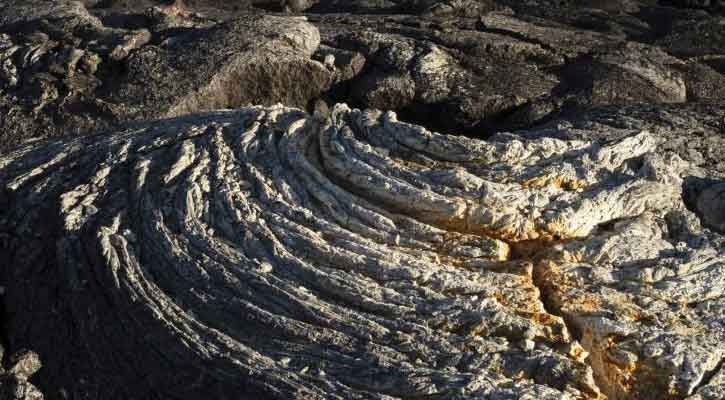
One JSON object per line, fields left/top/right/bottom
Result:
{"left": 522, "top": 174, "right": 589, "bottom": 191}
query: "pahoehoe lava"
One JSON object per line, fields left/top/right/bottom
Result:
{"left": 1, "top": 1, "right": 725, "bottom": 400}
{"left": 1, "top": 103, "right": 724, "bottom": 399}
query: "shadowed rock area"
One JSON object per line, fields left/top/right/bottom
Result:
{"left": 0, "top": 1, "right": 334, "bottom": 151}
{"left": 1, "top": 1, "right": 725, "bottom": 400}
{"left": 3, "top": 0, "right": 725, "bottom": 150}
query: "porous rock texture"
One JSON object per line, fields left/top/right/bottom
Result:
{"left": 2, "top": 1, "right": 725, "bottom": 400}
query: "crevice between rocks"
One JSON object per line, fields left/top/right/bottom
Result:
{"left": 692, "top": 357, "right": 725, "bottom": 395}
{"left": 516, "top": 224, "right": 716, "bottom": 400}
{"left": 517, "top": 240, "right": 608, "bottom": 399}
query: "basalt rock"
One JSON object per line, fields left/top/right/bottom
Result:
{"left": 1, "top": 103, "right": 724, "bottom": 399}
{"left": 4, "top": 1, "right": 725, "bottom": 149}
{"left": 311, "top": 6, "right": 725, "bottom": 134}
{"left": 3, "top": 2, "right": 725, "bottom": 399}
{"left": 517, "top": 101, "right": 725, "bottom": 177}
{"left": 0, "top": 6, "right": 332, "bottom": 153}
{"left": 314, "top": 13, "right": 563, "bottom": 135}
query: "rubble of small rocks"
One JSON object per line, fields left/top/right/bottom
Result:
{"left": 0, "top": 1, "right": 724, "bottom": 400}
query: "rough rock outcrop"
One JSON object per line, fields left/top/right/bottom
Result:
{"left": 2, "top": 104, "right": 723, "bottom": 399}
{"left": 5, "top": 0, "right": 725, "bottom": 150}
{"left": 2, "top": 1, "right": 725, "bottom": 399}
{"left": 518, "top": 102, "right": 725, "bottom": 178}
{"left": 312, "top": 5, "right": 725, "bottom": 134}
{"left": 0, "top": 3, "right": 332, "bottom": 152}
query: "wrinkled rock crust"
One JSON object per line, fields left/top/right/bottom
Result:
{"left": 1, "top": 104, "right": 724, "bottom": 399}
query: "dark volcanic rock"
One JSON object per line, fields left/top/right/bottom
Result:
{"left": 697, "top": 182, "right": 725, "bottom": 232}
{"left": 657, "top": 13, "right": 725, "bottom": 73}
{"left": 104, "top": 15, "right": 330, "bottom": 118}
{"left": 321, "top": 19, "right": 559, "bottom": 134}
{"left": 2, "top": 2, "right": 725, "bottom": 400}
{"left": 308, "top": 6, "right": 725, "bottom": 134}
{"left": 0, "top": 6, "right": 331, "bottom": 152}
{"left": 662, "top": 0, "right": 725, "bottom": 11}
{"left": 3, "top": 0, "right": 725, "bottom": 147}
{"left": 516, "top": 101, "right": 725, "bottom": 176}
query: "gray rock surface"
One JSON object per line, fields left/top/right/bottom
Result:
{"left": 515, "top": 102, "right": 725, "bottom": 178}
{"left": 1, "top": 103, "right": 724, "bottom": 399}
{"left": 1, "top": 1, "right": 725, "bottom": 400}
{"left": 0, "top": 5, "right": 332, "bottom": 152}
{"left": 4, "top": 0, "right": 725, "bottom": 150}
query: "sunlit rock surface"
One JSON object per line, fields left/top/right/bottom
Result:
{"left": 2, "top": 1, "right": 725, "bottom": 399}
{"left": 1, "top": 104, "right": 723, "bottom": 399}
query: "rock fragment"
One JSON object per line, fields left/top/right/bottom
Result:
{"left": 696, "top": 182, "right": 725, "bottom": 232}
{"left": 0, "top": 350, "right": 44, "bottom": 400}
